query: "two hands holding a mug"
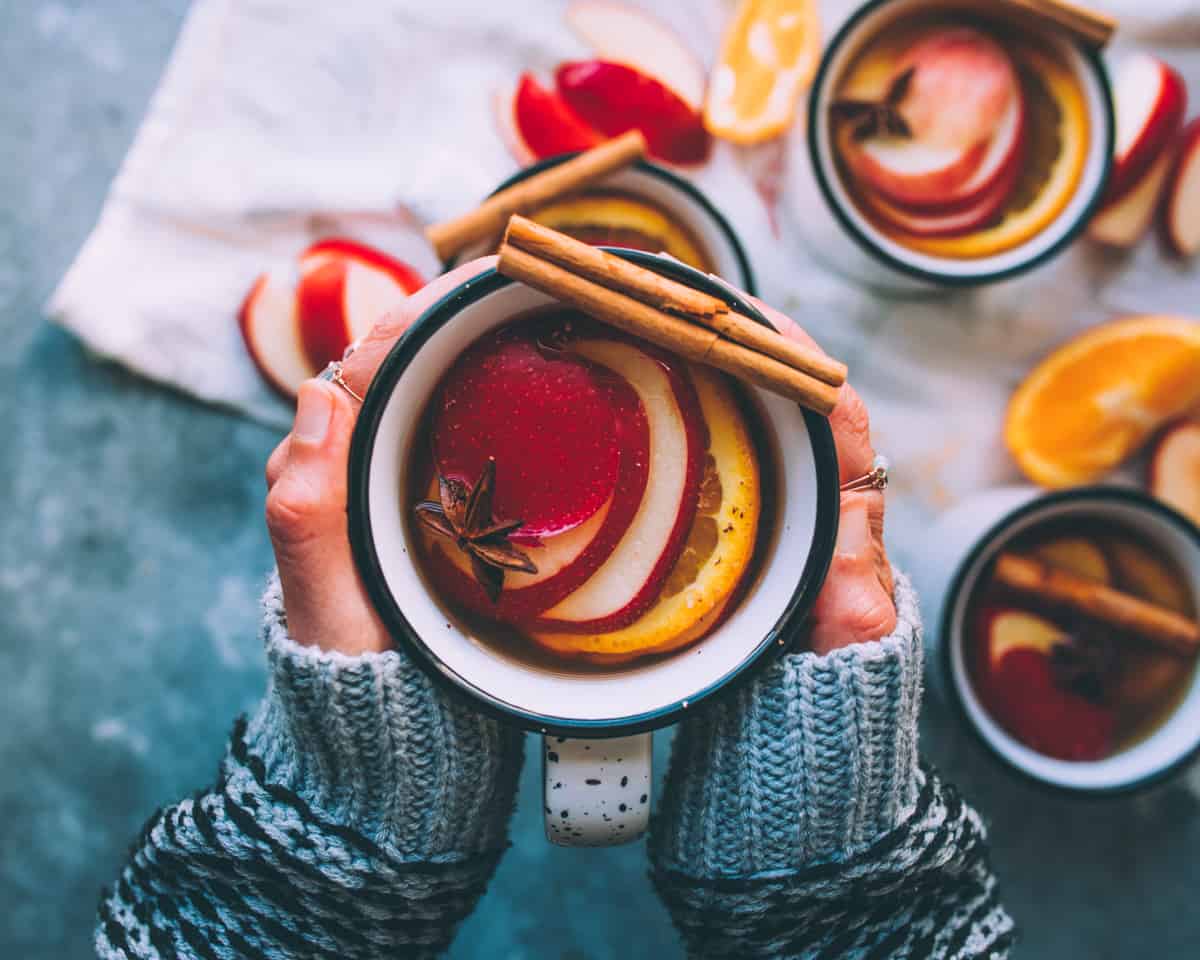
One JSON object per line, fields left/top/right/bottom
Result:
{"left": 265, "top": 257, "right": 897, "bottom": 663}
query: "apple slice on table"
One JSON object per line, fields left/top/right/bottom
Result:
{"left": 1162, "top": 118, "right": 1200, "bottom": 258}
{"left": 530, "top": 338, "right": 704, "bottom": 633}
{"left": 1032, "top": 537, "right": 1111, "bottom": 584}
{"left": 296, "top": 253, "right": 419, "bottom": 371}
{"left": 1103, "top": 54, "right": 1187, "bottom": 207}
{"left": 238, "top": 272, "right": 314, "bottom": 400}
{"left": 1087, "top": 146, "right": 1175, "bottom": 248}
{"left": 1149, "top": 419, "right": 1200, "bottom": 529}
{"left": 565, "top": 0, "right": 705, "bottom": 112}
{"left": 501, "top": 72, "right": 604, "bottom": 164}
{"left": 556, "top": 60, "right": 711, "bottom": 166}
{"left": 301, "top": 237, "right": 425, "bottom": 291}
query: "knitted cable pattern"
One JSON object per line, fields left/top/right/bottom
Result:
{"left": 95, "top": 573, "right": 525, "bottom": 959}
{"left": 649, "top": 572, "right": 1014, "bottom": 959}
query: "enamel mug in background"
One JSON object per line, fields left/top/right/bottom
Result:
{"left": 346, "top": 252, "right": 839, "bottom": 846}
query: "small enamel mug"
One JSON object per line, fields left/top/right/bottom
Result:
{"left": 346, "top": 252, "right": 839, "bottom": 845}
{"left": 445, "top": 155, "right": 756, "bottom": 295}
{"left": 786, "top": 0, "right": 1114, "bottom": 292}
{"left": 911, "top": 486, "right": 1200, "bottom": 794}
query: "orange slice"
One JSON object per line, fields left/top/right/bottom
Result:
{"left": 898, "top": 43, "right": 1090, "bottom": 258}
{"left": 1005, "top": 315, "right": 1200, "bottom": 488}
{"left": 704, "top": 0, "right": 821, "bottom": 145}
{"left": 530, "top": 192, "right": 711, "bottom": 270}
{"left": 532, "top": 366, "right": 761, "bottom": 662}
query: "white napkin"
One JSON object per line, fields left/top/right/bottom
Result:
{"left": 49, "top": 0, "right": 1200, "bottom": 557}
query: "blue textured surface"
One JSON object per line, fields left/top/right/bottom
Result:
{"left": 3, "top": 2, "right": 1199, "bottom": 958}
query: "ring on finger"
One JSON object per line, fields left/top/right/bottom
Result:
{"left": 318, "top": 361, "right": 364, "bottom": 404}
{"left": 840, "top": 454, "right": 889, "bottom": 493}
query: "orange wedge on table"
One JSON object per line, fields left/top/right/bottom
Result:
{"left": 704, "top": 0, "right": 821, "bottom": 144}
{"left": 532, "top": 365, "right": 761, "bottom": 663}
{"left": 1005, "top": 316, "right": 1200, "bottom": 488}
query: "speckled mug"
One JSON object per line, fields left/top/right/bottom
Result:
{"left": 346, "top": 252, "right": 839, "bottom": 845}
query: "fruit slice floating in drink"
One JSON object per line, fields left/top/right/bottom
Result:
{"left": 411, "top": 313, "right": 768, "bottom": 665}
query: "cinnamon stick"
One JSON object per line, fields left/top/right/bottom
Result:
{"left": 993, "top": 553, "right": 1200, "bottom": 657}
{"left": 426, "top": 131, "right": 647, "bottom": 262}
{"left": 1000, "top": 0, "right": 1115, "bottom": 49}
{"left": 497, "top": 244, "right": 842, "bottom": 416}
{"left": 505, "top": 215, "right": 847, "bottom": 388}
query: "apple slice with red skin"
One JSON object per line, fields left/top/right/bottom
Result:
{"left": 1149, "top": 418, "right": 1200, "bottom": 527}
{"left": 976, "top": 608, "right": 1115, "bottom": 761}
{"left": 238, "top": 272, "right": 314, "bottom": 400}
{"left": 1103, "top": 55, "right": 1187, "bottom": 208}
{"left": 565, "top": 0, "right": 705, "bottom": 112}
{"left": 859, "top": 143, "right": 1021, "bottom": 238}
{"left": 421, "top": 350, "right": 650, "bottom": 623}
{"left": 1088, "top": 146, "right": 1174, "bottom": 248}
{"left": 556, "top": 60, "right": 711, "bottom": 166}
{"left": 506, "top": 72, "right": 604, "bottom": 163}
{"left": 1161, "top": 117, "right": 1200, "bottom": 258}
{"left": 301, "top": 237, "right": 425, "bottom": 292}
{"left": 297, "top": 256, "right": 416, "bottom": 372}
{"left": 529, "top": 337, "right": 704, "bottom": 633}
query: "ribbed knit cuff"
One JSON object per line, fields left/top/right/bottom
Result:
{"left": 651, "top": 570, "right": 923, "bottom": 878}
{"left": 244, "top": 573, "right": 525, "bottom": 861}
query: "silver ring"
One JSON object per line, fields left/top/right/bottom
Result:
{"left": 840, "top": 454, "right": 889, "bottom": 493}
{"left": 319, "top": 361, "right": 364, "bottom": 403}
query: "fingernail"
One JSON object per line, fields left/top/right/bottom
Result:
{"left": 294, "top": 382, "right": 333, "bottom": 443}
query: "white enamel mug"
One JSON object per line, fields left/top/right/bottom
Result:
{"left": 346, "top": 253, "right": 839, "bottom": 845}
{"left": 911, "top": 485, "right": 1200, "bottom": 794}
{"left": 786, "top": 0, "right": 1114, "bottom": 292}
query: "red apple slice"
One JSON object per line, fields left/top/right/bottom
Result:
{"left": 859, "top": 145, "right": 1021, "bottom": 237}
{"left": 504, "top": 72, "right": 604, "bottom": 163}
{"left": 1088, "top": 146, "right": 1174, "bottom": 248}
{"left": 1162, "top": 117, "right": 1200, "bottom": 257}
{"left": 1149, "top": 418, "right": 1200, "bottom": 526}
{"left": 238, "top": 272, "right": 313, "bottom": 400}
{"left": 1104, "top": 54, "right": 1187, "bottom": 207}
{"left": 301, "top": 237, "right": 424, "bottom": 292}
{"left": 894, "top": 26, "right": 1019, "bottom": 150}
{"left": 530, "top": 338, "right": 704, "bottom": 632}
{"left": 556, "top": 60, "right": 711, "bottom": 166}
{"left": 565, "top": 0, "right": 705, "bottom": 111}
{"left": 296, "top": 257, "right": 413, "bottom": 371}
{"left": 421, "top": 360, "right": 649, "bottom": 622}
{"left": 982, "top": 607, "right": 1067, "bottom": 671}
{"left": 431, "top": 332, "right": 622, "bottom": 539}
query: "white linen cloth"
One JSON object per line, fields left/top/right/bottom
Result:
{"left": 48, "top": 0, "right": 1200, "bottom": 554}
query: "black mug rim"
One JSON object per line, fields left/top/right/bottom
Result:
{"left": 346, "top": 250, "right": 838, "bottom": 737}
{"left": 443, "top": 155, "right": 757, "bottom": 296}
{"left": 805, "top": 0, "right": 1116, "bottom": 288}
{"left": 938, "top": 485, "right": 1200, "bottom": 796}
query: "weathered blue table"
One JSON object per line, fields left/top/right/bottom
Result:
{"left": 3, "top": 2, "right": 1197, "bottom": 957}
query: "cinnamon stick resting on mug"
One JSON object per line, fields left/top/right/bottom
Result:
{"left": 993, "top": 553, "right": 1200, "bottom": 657}
{"left": 497, "top": 216, "right": 846, "bottom": 415}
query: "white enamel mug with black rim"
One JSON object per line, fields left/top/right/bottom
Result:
{"left": 914, "top": 486, "right": 1200, "bottom": 795}
{"left": 347, "top": 251, "right": 838, "bottom": 845}
{"left": 789, "top": 0, "right": 1114, "bottom": 292}
{"left": 444, "top": 155, "right": 756, "bottom": 295}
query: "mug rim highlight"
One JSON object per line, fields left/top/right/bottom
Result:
{"left": 443, "top": 155, "right": 757, "bottom": 296}
{"left": 938, "top": 485, "right": 1200, "bottom": 795}
{"left": 805, "top": 0, "right": 1115, "bottom": 288}
{"left": 346, "top": 251, "right": 839, "bottom": 737}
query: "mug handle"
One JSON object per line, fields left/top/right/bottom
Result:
{"left": 543, "top": 733, "right": 652, "bottom": 846}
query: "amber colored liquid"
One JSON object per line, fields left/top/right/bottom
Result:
{"left": 966, "top": 518, "right": 1199, "bottom": 756}
{"left": 403, "top": 311, "right": 780, "bottom": 676}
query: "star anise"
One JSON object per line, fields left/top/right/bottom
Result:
{"left": 830, "top": 66, "right": 915, "bottom": 141}
{"left": 413, "top": 459, "right": 537, "bottom": 603}
{"left": 1049, "top": 626, "right": 1120, "bottom": 704}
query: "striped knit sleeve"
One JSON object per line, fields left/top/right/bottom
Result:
{"left": 648, "top": 572, "right": 1014, "bottom": 959}
{"left": 95, "top": 574, "right": 525, "bottom": 960}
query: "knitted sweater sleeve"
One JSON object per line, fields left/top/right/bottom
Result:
{"left": 649, "top": 572, "right": 1014, "bottom": 959}
{"left": 94, "top": 574, "right": 525, "bottom": 959}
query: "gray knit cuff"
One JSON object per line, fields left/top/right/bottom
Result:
{"left": 244, "top": 573, "right": 525, "bottom": 862}
{"left": 652, "top": 570, "right": 923, "bottom": 878}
